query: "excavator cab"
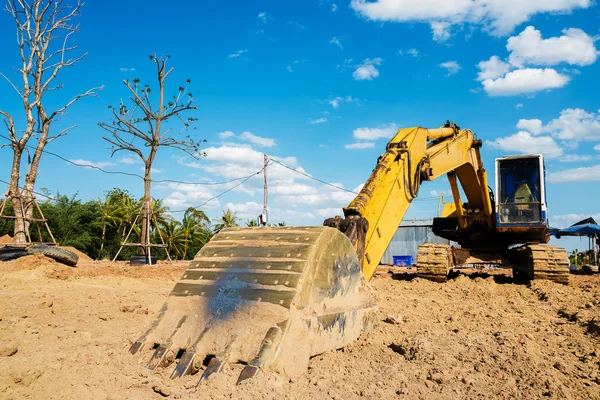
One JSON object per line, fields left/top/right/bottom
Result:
{"left": 495, "top": 155, "right": 549, "bottom": 242}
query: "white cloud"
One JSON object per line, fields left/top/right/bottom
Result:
{"left": 228, "top": 49, "right": 248, "bottom": 58}
{"left": 140, "top": 166, "right": 164, "bottom": 174}
{"left": 328, "top": 95, "right": 357, "bottom": 109}
{"left": 286, "top": 60, "right": 303, "bottom": 72}
{"left": 332, "top": 3, "right": 338, "bottom": 12}
{"left": 475, "top": 26, "right": 596, "bottom": 96}
{"left": 352, "top": 58, "right": 383, "bottom": 81}
{"left": 543, "top": 108, "right": 600, "bottom": 141}
{"left": 225, "top": 202, "right": 263, "bottom": 219}
{"left": 551, "top": 212, "right": 600, "bottom": 228}
{"left": 430, "top": 21, "right": 452, "bottom": 42}
{"left": 119, "top": 67, "right": 135, "bottom": 72}
{"left": 218, "top": 130, "right": 236, "bottom": 139}
{"left": 476, "top": 56, "right": 511, "bottom": 81}
{"left": 516, "top": 103, "right": 524, "bottom": 109}
{"left": 118, "top": 156, "right": 139, "bottom": 165}
{"left": 559, "top": 154, "right": 592, "bottom": 162}
{"left": 481, "top": 68, "right": 570, "bottom": 96}
{"left": 350, "top": 0, "right": 592, "bottom": 39}
{"left": 345, "top": 142, "right": 375, "bottom": 150}
{"left": 507, "top": 26, "right": 598, "bottom": 68}
{"left": 310, "top": 117, "right": 327, "bottom": 124}
{"left": 430, "top": 189, "right": 453, "bottom": 197}
{"left": 353, "top": 123, "right": 398, "bottom": 140}
{"left": 239, "top": 131, "right": 276, "bottom": 147}
{"left": 516, "top": 118, "right": 543, "bottom": 135}
{"left": 330, "top": 36, "right": 343, "bottom": 49}
{"left": 407, "top": 48, "right": 419, "bottom": 57}
{"left": 547, "top": 165, "right": 600, "bottom": 183}
{"left": 486, "top": 131, "right": 563, "bottom": 159}
{"left": 162, "top": 183, "right": 220, "bottom": 210}
{"left": 518, "top": 108, "right": 600, "bottom": 142}
{"left": 595, "top": 144, "right": 600, "bottom": 151}
{"left": 315, "top": 207, "right": 344, "bottom": 217}
{"left": 258, "top": 12, "right": 267, "bottom": 24}
{"left": 69, "top": 159, "right": 115, "bottom": 169}
{"left": 439, "top": 60, "right": 461, "bottom": 76}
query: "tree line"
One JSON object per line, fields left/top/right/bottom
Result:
{"left": 0, "top": 189, "right": 277, "bottom": 261}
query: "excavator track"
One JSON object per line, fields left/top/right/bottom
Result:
{"left": 130, "top": 226, "right": 377, "bottom": 383}
{"left": 416, "top": 243, "right": 452, "bottom": 282}
{"left": 527, "top": 244, "right": 570, "bottom": 285}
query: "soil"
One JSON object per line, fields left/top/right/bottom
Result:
{"left": 60, "top": 246, "right": 93, "bottom": 262}
{"left": 1, "top": 258, "right": 599, "bottom": 400}
{"left": 0, "top": 234, "right": 13, "bottom": 244}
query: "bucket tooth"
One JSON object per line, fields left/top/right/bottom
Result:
{"left": 237, "top": 365, "right": 260, "bottom": 385}
{"left": 170, "top": 351, "right": 200, "bottom": 379}
{"left": 129, "top": 341, "right": 144, "bottom": 355}
{"left": 198, "top": 358, "right": 225, "bottom": 383}
{"left": 146, "top": 345, "right": 175, "bottom": 370}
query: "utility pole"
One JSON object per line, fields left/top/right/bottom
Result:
{"left": 262, "top": 154, "right": 268, "bottom": 226}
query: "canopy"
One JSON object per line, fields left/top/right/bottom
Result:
{"left": 550, "top": 223, "right": 600, "bottom": 238}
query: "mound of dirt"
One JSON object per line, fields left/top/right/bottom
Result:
{"left": 0, "top": 234, "right": 13, "bottom": 244}
{"left": 60, "top": 246, "right": 93, "bottom": 262}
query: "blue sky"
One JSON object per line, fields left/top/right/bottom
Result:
{"left": 1, "top": 0, "right": 599, "bottom": 251}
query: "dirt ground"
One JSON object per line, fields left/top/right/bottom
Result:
{"left": 1, "top": 256, "right": 599, "bottom": 399}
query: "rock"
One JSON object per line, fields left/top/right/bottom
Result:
{"left": 0, "top": 341, "right": 18, "bottom": 357}
{"left": 553, "top": 360, "right": 568, "bottom": 374}
{"left": 383, "top": 314, "right": 402, "bottom": 325}
{"left": 153, "top": 385, "right": 171, "bottom": 397}
{"left": 430, "top": 372, "right": 449, "bottom": 385}
{"left": 462, "top": 375, "right": 476, "bottom": 385}
{"left": 585, "top": 303, "right": 593, "bottom": 309}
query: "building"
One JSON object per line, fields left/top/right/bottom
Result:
{"left": 380, "top": 219, "right": 454, "bottom": 266}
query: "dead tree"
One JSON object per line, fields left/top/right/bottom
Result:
{"left": 99, "top": 55, "right": 204, "bottom": 259}
{"left": 0, "top": 0, "right": 101, "bottom": 243}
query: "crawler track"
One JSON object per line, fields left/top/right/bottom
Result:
{"left": 528, "top": 245, "right": 570, "bottom": 285}
{"left": 416, "top": 243, "right": 452, "bottom": 282}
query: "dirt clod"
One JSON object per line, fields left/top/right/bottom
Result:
{"left": 0, "top": 341, "right": 18, "bottom": 357}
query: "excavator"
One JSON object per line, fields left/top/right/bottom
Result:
{"left": 129, "top": 122, "right": 569, "bottom": 384}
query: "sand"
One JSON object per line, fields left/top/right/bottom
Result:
{"left": 0, "top": 258, "right": 599, "bottom": 399}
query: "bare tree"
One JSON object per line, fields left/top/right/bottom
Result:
{"left": 0, "top": 0, "right": 101, "bottom": 243}
{"left": 99, "top": 55, "right": 205, "bottom": 258}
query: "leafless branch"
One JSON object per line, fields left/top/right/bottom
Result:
{"left": 49, "top": 85, "right": 103, "bottom": 121}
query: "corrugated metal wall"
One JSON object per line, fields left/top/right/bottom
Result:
{"left": 380, "top": 220, "right": 452, "bottom": 266}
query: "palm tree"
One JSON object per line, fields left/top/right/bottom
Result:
{"left": 149, "top": 198, "right": 170, "bottom": 229}
{"left": 246, "top": 219, "right": 259, "bottom": 227}
{"left": 180, "top": 210, "right": 212, "bottom": 259}
{"left": 160, "top": 219, "right": 187, "bottom": 260}
{"left": 213, "top": 209, "right": 239, "bottom": 233}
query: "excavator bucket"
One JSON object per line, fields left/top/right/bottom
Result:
{"left": 130, "top": 226, "right": 378, "bottom": 383}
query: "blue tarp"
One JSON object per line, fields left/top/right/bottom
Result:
{"left": 550, "top": 223, "right": 600, "bottom": 238}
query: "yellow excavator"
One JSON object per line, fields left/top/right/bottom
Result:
{"left": 129, "top": 122, "right": 569, "bottom": 384}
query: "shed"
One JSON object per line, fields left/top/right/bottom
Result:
{"left": 380, "top": 219, "right": 453, "bottom": 266}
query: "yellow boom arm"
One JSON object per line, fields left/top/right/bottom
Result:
{"left": 325, "top": 122, "right": 494, "bottom": 280}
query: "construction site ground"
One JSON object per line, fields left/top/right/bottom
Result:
{"left": 1, "top": 256, "right": 599, "bottom": 399}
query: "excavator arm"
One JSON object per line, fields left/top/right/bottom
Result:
{"left": 326, "top": 122, "right": 494, "bottom": 280}
{"left": 129, "top": 122, "right": 498, "bottom": 385}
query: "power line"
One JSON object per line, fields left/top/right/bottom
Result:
{"left": 0, "top": 178, "right": 58, "bottom": 201}
{"left": 267, "top": 157, "right": 359, "bottom": 194}
{"left": 0, "top": 134, "right": 264, "bottom": 186}
{"left": 169, "top": 162, "right": 270, "bottom": 213}
{"left": 266, "top": 156, "right": 441, "bottom": 201}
